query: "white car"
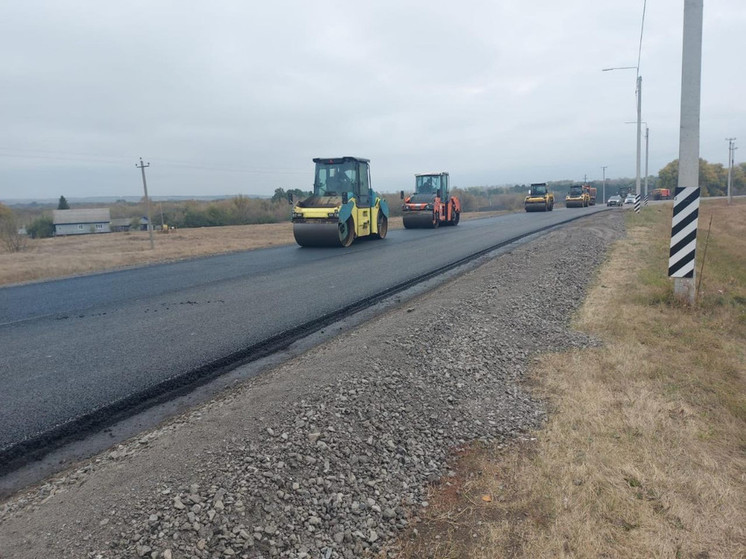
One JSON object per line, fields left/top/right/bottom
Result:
{"left": 624, "top": 194, "right": 636, "bottom": 204}
{"left": 607, "top": 195, "right": 623, "bottom": 207}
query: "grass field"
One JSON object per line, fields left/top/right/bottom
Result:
{"left": 397, "top": 199, "right": 746, "bottom": 558}
{"left": 0, "top": 211, "right": 508, "bottom": 287}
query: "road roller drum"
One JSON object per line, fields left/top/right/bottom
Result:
{"left": 293, "top": 219, "right": 354, "bottom": 247}
{"left": 402, "top": 212, "right": 439, "bottom": 229}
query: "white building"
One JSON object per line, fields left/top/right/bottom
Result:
{"left": 52, "top": 209, "right": 111, "bottom": 236}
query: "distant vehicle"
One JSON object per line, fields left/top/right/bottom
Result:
{"left": 401, "top": 172, "right": 461, "bottom": 228}
{"left": 524, "top": 182, "right": 554, "bottom": 212}
{"left": 624, "top": 194, "right": 636, "bottom": 204}
{"left": 651, "top": 188, "right": 672, "bottom": 200}
{"left": 565, "top": 185, "right": 590, "bottom": 208}
{"left": 588, "top": 186, "right": 597, "bottom": 206}
{"left": 607, "top": 195, "right": 623, "bottom": 207}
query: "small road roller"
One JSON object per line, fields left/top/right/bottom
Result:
{"left": 291, "top": 156, "right": 389, "bottom": 247}
{"left": 524, "top": 182, "right": 554, "bottom": 212}
{"left": 401, "top": 172, "right": 461, "bottom": 228}
{"left": 565, "top": 184, "right": 590, "bottom": 208}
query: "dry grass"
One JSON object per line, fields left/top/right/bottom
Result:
{"left": 396, "top": 199, "right": 746, "bottom": 558}
{"left": 0, "top": 211, "right": 508, "bottom": 287}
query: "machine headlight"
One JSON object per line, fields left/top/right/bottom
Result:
{"left": 292, "top": 212, "right": 303, "bottom": 218}
{"left": 327, "top": 211, "right": 339, "bottom": 218}
{"left": 425, "top": 204, "right": 434, "bottom": 210}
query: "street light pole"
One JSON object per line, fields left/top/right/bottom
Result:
{"left": 602, "top": 166, "right": 608, "bottom": 203}
{"left": 603, "top": 66, "right": 642, "bottom": 196}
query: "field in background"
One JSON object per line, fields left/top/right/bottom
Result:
{"left": 398, "top": 198, "right": 745, "bottom": 558}
{"left": 0, "top": 211, "right": 508, "bottom": 286}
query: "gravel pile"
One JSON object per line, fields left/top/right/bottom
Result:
{"left": 0, "top": 213, "right": 625, "bottom": 558}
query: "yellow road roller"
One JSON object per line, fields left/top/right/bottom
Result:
{"left": 291, "top": 157, "right": 389, "bottom": 247}
{"left": 565, "top": 184, "right": 590, "bottom": 208}
{"left": 524, "top": 182, "right": 554, "bottom": 212}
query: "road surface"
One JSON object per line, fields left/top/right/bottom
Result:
{"left": 0, "top": 207, "right": 610, "bottom": 467}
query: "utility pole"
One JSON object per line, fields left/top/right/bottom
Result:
{"left": 626, "top": 120, "right": 649, "bottom": 196}
{"left": 136, "top": 158, "right": 155, "bottom": 250}
{"left": 645, "top": 126, "right": 650, "bottom": 197}
{"left": 726, "top": 138, "right": 736, "bottom": 204}
{"left": 602, "top": 166, "right": 608, "bottom": 203}
{"left": 669, "top": 0, "right": 703, "bottom": 304}
{"left": 636, "top": 75, "right": 642, "bottom": 196}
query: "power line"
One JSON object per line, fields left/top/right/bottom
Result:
{"left": 0, "top": 147, "right": 306, "bottom": 175}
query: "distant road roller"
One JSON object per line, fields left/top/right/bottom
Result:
{"left": 565, "top": 184, "right": 590, "bottom": 208}
{"left": 291, "top": 157, "right": 389, "bottom": 247}
{"left": 401, "top": 172, "right": 461, "bottom": 228}
{"left": 524, "top": 182, "right": 554, "bottom": 212}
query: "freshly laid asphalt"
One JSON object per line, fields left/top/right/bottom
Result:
{"left": 0, "top": 207, "right": 609, "bottom": 461}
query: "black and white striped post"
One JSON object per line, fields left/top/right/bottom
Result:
{"left": 644, "top": 194, "right": 649, "bottom": 206}
{"left": 669, "top": 0, "right": 703, "bottom": 304}
{"left": 634, "top": 194, "right": 641, "bottom": 213}
{"left": 668, "top": 187, "right": 700, "bottom": 278}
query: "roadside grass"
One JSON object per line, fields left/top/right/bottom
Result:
{"left": 0, "top": 211, "right": 508, "bottom": 287}
{"left": 396, "top": 199, "right": 746, "bottom": 558}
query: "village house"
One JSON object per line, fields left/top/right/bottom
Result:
{"left": 52, "top": 208, "right": 111, "bottom": 236}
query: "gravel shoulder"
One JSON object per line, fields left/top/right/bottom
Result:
{"left": 0, "top": 212, "right": 624, "bottom": 559}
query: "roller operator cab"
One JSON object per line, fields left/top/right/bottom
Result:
{"left": 291, "top": 157, "right": 389, "bottom": 247}
{"left": 524, "top": 183, "right": 554, "bottom": 212}
{"left": 401, "top": 172, "right": 461, "bottom": 228}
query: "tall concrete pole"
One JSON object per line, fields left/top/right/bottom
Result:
{"left": 645, "top": 124, "right": 650, "bottom": 196}
{"left": 602, "top": 166, "right": 608, "bottom": 203}
{"left": 726, "top": 138, "right": 736, "bottom": 204}
{"left": 673, "top": 0, "right": 703, "bottom": 303}
{"left": 635, "top": 75, "right": 642, "bottom": 196}
{"left": 136, "top": 158, "right": 155, "bottom": 250}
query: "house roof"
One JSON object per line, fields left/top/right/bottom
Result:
{"left": 53, "top": 208, "right": 111, "bottom": 225}
{"left": 110, "top": 218, "right": 132, "bottom": 227}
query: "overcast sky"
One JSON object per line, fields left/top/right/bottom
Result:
{"left": 1, "top": 0, "right": 743, "bottom": 200}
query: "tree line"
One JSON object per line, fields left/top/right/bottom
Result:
{"left": 658, "top": 158, "right": 746, "bottom": 197}
{"left": 3, "top": 157, "right": 743, "bottom": 245}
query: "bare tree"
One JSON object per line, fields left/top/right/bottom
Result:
{"left": 0, "top": 208, "right": 27, "bottom": 253}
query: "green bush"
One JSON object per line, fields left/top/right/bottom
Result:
{"left": 27, "top": 216, "right": 54, "bottom": 238}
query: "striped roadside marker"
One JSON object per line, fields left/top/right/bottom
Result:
{"left": 668, "top": 186, "right": 700, "bottom": 278}
{"left": 644, "top": 194, "right": 649, "bottom": 206}
{"left": 634, "top": 194, "right": 641, "bottom": 213}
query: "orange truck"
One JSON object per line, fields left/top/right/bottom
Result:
{"left": 401, "top": 172, "right": 461, "bottom": 228}
{"left": 651, "top": 188, "right": 672, "bottom": 200}
{"left": 588, "top": 186, "right": 597, "bottom": 205}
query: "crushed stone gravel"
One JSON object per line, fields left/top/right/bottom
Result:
{"left": 0, "top": 212, "right": 625, "bottom": 558}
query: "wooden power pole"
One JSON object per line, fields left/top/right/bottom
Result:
{"left": 136, "top": 158, "right": 155, "bottom": 250}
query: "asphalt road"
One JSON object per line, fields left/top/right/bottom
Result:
{"left": 0, "top": 206, "right": 610, "bottom": 460}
